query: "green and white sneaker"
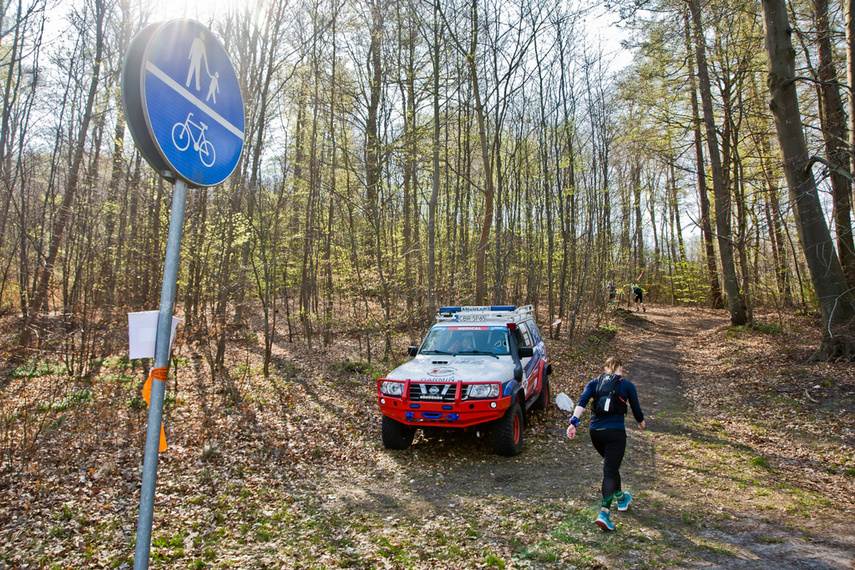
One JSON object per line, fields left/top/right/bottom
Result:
{"left": 616, "top": 491, "right": 632, "bottom": 512}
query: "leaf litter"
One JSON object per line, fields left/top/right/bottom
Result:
{"left": 0, "top": 306, "right": 853, "bottom": 568}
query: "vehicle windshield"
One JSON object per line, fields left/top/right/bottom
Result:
{"left": 420, "top": 327, "right": 510, "bottom": 355}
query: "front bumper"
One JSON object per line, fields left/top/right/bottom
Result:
{"left": 377, "top": 378, "right": 511, "bottom": 428}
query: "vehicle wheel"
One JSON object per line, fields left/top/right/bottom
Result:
{"left": 381, "top": 416, "right": 415, "bottom": 450}
{"left": 531, "top": 374, "right": 550, "bottom": 411}
{"left": 493, "top": 401, "right": 524, "bottom": 456}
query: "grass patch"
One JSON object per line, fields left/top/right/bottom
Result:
{"left": 10, "top": 358, "right": 64, "bottom": 379}
{"left": 330, "top": 358, "right": 376, "bottom": 376}
{"left": 521, "top": 543, "right": 560, "bottom": 563}
{"left": 99, "top": 355, "right": 132, "bottom": 370}
{"left": 751, "top": 323, "right": 783, "bottom": 334}
{"left": 102, "top": 372, "right": 136, "bottom": 385}
{"left": 750, "top": 456, "right": 771, "bottom": 469}
{"left": 37, "top": 388, "right": 91, "bottom": 412}
{"left": 483, "top": 552, "right": 506, "bottom": 568}
{"left": 128, "top": 395, "right": 147, "bottom": 410}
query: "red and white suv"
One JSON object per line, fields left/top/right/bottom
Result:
{"left": 377, "top": 305, "right": 552, "bottom": 456}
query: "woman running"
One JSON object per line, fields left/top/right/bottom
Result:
{"left": 566, "top": 356, "right": 646, "bottom": 531}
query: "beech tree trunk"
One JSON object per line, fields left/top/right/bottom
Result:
{"left": 848, "top": 0, "right": 855, "bottom": 202}
{"left": 428, "top": 1, "right": 440, "bottom": 313}
{"left": 684, "top": 9, "right": 723, "bottom": 309}
{"left": 762, "top": 0, "right": 855, "bottom": 359}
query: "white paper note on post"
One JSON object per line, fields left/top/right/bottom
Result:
{"left": 128, "top": 311, "right": 181, "bottom": 360}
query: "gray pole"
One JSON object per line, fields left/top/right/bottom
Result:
{"left": 134, "top": 177, "right": 188, "bottom": 570}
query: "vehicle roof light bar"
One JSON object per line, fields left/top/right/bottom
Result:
{"left": 438, "top": 305, "right": 517, "bottom": 313}
{"left": 435, "top": 304, "right": 533, "bottom": 323}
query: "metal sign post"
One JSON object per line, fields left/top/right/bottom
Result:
{"left": 121, "top": 18, "right": 244, "bottom": 570}
{"left": 133, "top": 177, "right": 188, "bottom": 569}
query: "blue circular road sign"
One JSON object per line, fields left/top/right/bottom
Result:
{"left": 123, "top": 19, "right": 244, "bottom": 187}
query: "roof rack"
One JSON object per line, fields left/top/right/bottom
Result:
{"left": 435, "top": 304, "right": 533, "bottom": 323}
{"left": 516, "top": 304, "right": 534, "bottom": 317}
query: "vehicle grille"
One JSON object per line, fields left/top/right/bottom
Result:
{"left": 409, "top": 383, "right": 457, "bottom": 402}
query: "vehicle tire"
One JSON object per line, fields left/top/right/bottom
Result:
{"left": 531, "top": 374, "right": 550, "bottom": 411}
{"left": 493, "top": 401, "right": 524, "bottom": 456}
{"left": 381, "top": 416, "right": 415, "bottom": 450}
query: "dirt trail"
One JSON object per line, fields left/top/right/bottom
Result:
{"left": 623, "top": 309, "right": 855, "bottom": 569}
{"left": 326, "top": 307, "right": 855, "bottom": 568}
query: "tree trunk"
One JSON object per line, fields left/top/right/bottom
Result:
{"left": 762, "top": 0, "right": 855, "bottom": 358}
{"left": 467, "top": 0, "right": 494, "bottom": 305}
{"left": 0, "top": 0, "right": 23, "bottom": 191}
{"left": 428, "top": 1, "right": 440, "bottom": 313}
{"left": 632, "top": 162, "right": 644, "bottom": 271}
{"left": 847, "top": 0, "right": 855, "bottom": 211}
{"left": 20, "top": 0, "right": 105, "bottom": 347}
{"left": 815, "top": 0, "right": 855, "bottom": 287}
{"left": 365, "top": 0, "right": 392, "bottom": 358}
{"left": 751, "top": 74, "right": 794, "bottom": 307}
{"left": 555, "top": 24, "right": 575, "bottom": 339}
{"left": 669, "top": 160, "right": 686, "bottom": 262}
{"left": 687, "top": 0, "right": 746, "bottom": 324}
{"left": 324, "top": 7, "right": 339, "bottom": 347}
{"left": 685, "top": 7, "right": 723, "bottom": 308}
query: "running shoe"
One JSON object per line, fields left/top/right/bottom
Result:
{"left": 595, "top": 510, "right": 615, "bottom": 531}
{"left": 616, "top": 491, "right": 632, "bottom": 512}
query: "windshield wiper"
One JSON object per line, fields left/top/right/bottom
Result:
{"left": 457, "top": 350, "right": 500, "bottom": 359}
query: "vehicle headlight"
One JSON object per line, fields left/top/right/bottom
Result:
{"left": 467, "top": 383, "right": 500, "bottom": 399}
{"left": 380, "top": 381, "right": 405, "bottom": 396}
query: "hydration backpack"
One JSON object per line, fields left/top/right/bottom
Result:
{"left": 593, "top": 374, "right": 627, "bottom": 415}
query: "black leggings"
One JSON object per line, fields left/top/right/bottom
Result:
{"left": 589, "top": 428, "right": 627, "bottom": 508}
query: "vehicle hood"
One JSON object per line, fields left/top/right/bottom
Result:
{"left": 383, "top": 354, "right": 516, "bottom": 383}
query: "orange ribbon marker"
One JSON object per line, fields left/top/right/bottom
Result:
{"left": 142, "top": 367, "right": 169, "bottom": 452}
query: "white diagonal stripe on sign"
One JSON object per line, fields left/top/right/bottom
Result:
{"left": 146, "top": 61, "right": 244, "bottom": 141}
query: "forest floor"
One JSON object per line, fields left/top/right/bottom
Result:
{"left": 1, "top": 305, "right": 855, "bottom": 569}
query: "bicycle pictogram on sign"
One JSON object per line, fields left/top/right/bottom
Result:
{"left": 171, "top": 112, "right": 216, "bottom": 167}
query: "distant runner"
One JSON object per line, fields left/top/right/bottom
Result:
{"left": 606, "top": 281, "right": 617, "bottom": 308}
{"left": 632, "top": 283, "right": 645, "bottom": 313}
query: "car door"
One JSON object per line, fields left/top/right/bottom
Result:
{"left": 517, "top": 321, "right": 535, "bottom": 398}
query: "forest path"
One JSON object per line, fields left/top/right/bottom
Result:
{"left": 324, "top": 306, "right": 855, "bottom": 568}
{"left": 620, "top": 308, "right": 854, "bottom": 569}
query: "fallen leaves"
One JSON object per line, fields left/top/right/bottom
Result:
{"left": 1, "top": 306, "right": 854, "bottom": 568}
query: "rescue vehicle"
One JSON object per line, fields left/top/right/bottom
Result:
{"left": 376, "top": 305, "right": 552, "bottom": 456}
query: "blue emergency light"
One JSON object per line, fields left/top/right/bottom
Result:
{"left": 438, "top": 305, "right": 517, "bottom": 313}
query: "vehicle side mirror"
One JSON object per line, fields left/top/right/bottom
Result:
{"left": 518, "top": 346, "right": 534, "bottom": 358}
{"left": 407, "top": 346, "right": 418, "bottom": 358}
